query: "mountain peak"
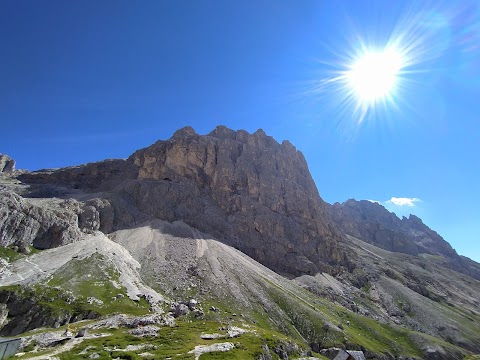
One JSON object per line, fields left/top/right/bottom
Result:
{"left": 172, "top": 126, "right": 197, "bottom": 138}
{"left": 130, "top": 126, "right": 347, "bottom": 275}
{"left": 208, "top": 125, "right": 237, "bottom": 139}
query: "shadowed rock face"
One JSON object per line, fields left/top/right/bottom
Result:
{"left": 128, "top": 126, "right": 348, "bottom": 276}
{"left": 18, "top": 159, "right": 138, "bottom": 192}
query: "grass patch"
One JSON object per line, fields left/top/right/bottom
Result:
{"left": 51, "top": 319, "right": 307, "bottom": 360}
{"left": 0, "top": 245, "right": 42, "bottom": 262}
{"left": 262, "top": 279, "right": 426, "bottom": 358}
{"left": 0, "top": 246, "right": 22, "bottom": 262}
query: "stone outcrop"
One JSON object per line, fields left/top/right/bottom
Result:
{"left": 0, "top": 154, "right": 15, "bottom": 173}
{"left": 0, "top": 192, "right": 82, "bottom": 251}
{"left": 0, "top": 191, "right": 116, "bottom": 251}
{"left": 0, "top": 287, "right": 99, "bottom": 336}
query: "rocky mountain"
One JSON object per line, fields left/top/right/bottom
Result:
{"left": 1, "top": 126, "right": 480, "bottom": 360}
{"left": 16, "top": 125, "right": 348, "bottom": 277}
{"left": 328, "top": 199, "right": 480, "bottom": 280}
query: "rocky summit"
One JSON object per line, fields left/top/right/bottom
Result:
{"left": 1, "top": 126, "right": 480, "bottom": 360}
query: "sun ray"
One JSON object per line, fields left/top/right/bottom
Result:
{"left": 307, "top": 2, "right": 459, "bottom": 132}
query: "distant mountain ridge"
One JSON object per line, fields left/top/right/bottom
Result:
{"left": 327, "top": 199, "right": 480, "bottom": 280}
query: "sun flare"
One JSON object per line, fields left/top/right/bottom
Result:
{"left": 347, "top": 48, "right": 404, "bottom": 103}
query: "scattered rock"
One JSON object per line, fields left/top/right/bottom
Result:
{"left": 128, "top": 325, "right": 160, "bottom": 337}
{"left": 188, "top": 342, "right": 235, "bottom": 360}
{"left": 138, "top": 352, "right": 155, "bottom": 357}
{"left": 160, "top": 314, "right": 176, "bottom": 327}
{"left": 107, "top": 344, "right": 157, "bottom": 352}
{"left": 201, "top": 333, "right": 223, "bottom": 340}
{"left": 227, "top": 326, "right": 247, "bottom": 338}
{"left": 192, "top": 309, "right": 204, "bottom": 317}
{"left": 259, "top": 344, "right": 273, "bottom": 360}
{"left": 173, "top": 303, "right": 189, "bottom": 318}
{"left": 126, "top": 314, "right": 162, "bottom": 328}
{"left": 188, "top": 299, "right": 198, "bottom": 310}
{"left": 79, "top": 345, "right": 96, "bottom": 355}
{"left": 87, "top": 297, "right": 103, "bottom": 306}
{"left": 75, "top": 328, "right": 87, "bottom": 338}
{"left": 27, "top": 331, "right": 67, "bottom": 348}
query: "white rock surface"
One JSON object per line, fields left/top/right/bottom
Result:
{"left": 188, "top": 342, "right": 235, "bottom": 360}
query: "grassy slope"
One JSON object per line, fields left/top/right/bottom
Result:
{"left": 45, "top": 254, "right": 151, "bottom": 316}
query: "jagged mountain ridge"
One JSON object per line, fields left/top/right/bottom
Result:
{"left": 15, "top": 125, "right": 348, "bottom": 277}
{"left": 1, "top": 125, "right": 480, "bottom": 359}
{"left": 6, "top": 125, "right": 477, "bottom": 279}
{"left": 329, "top": 199, "right": 455, "bottom": 257}
{"left": 327, "top": 199, "right": 480, "bottom": 280}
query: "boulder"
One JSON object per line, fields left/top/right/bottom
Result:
{"left": 173, "top": 303, "right": 189, "bottom": 318}
{"left": 0, "top": 154, "right": 15, "bottom": 173}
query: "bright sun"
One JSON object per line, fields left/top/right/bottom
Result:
{"left": 312, "top": 8, "right": 441, "bottom": 126}
{"left": 347, "top": 47, "right": 404, "bottom": 103}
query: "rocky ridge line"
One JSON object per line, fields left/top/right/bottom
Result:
{"left": 327, "top": 199, "right": 480, "bottom": 280}
{"left": 2, "top": 126, "right": 350, "bottom": 277}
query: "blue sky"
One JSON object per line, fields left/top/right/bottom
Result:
{"left": 1, "top": 1, "right": 479, "bottom": 261}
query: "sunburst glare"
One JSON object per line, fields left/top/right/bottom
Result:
{"left": 307, "top": 2, "right": 472, "bottom": 130}
{"left": 346, "top": 47, "right": 404, "bottom": 103}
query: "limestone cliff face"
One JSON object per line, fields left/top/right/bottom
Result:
{"left": 128, "top": 126, "right": 347, "bottom": 275}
